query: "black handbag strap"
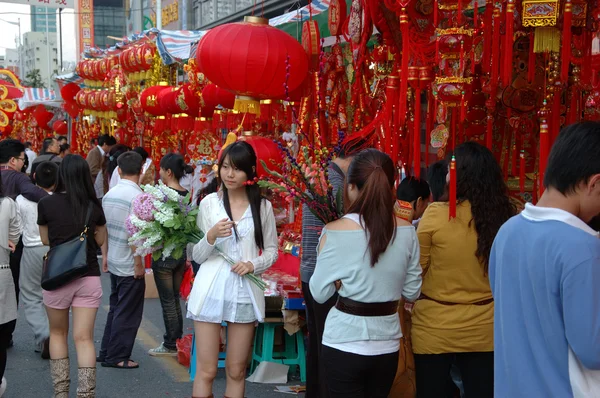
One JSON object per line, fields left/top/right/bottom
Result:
{"left": 82, "top": 205, "right": 93, "bottom": 237}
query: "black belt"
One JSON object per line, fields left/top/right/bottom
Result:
{"left": 418, "top": 293, "right": 494, "bottom": 306}
{"left": 335, "top": 296, "right": 399, "bottom": 317}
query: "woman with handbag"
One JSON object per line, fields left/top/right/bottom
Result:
{"left": 37, "top": 155, "right": 107, "bottom": 398}
{"left": 309, "top": 149, "right": 422, "bottom": 398}
{"left": 0, "top": 175, "right": 22, "bottom": 398}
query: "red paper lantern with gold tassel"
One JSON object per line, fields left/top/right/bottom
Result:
{"left": 449, "top": 155, "right": 457, "bottom": 219}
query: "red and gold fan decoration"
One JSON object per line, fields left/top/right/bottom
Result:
{"left": 0, "top": 85, "right": 18, "bottom": 129}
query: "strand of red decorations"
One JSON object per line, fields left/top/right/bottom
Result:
{"left": 433, "top": 0, "right": 438, "bottom": 27}
{"left": 473, "top": 2, "right": 478, "bottom": 28}
{"left": 485, "top": 99, "right": 495, "bottom": 150}
{"left": 491, "top": 7, "right": 501, "bottom": 89}
{"left": 425, "top": 90, "right": 433, "bottom": 169}
{"left": 503, "top": 0, "right": 514, "bottom": 87}
{"left": 385, "top": 76, "right": 399, "bottom": 158}
{"left": 528, "top": 32, "right": 536, "bottom": 83}
{"left": 449, "top": 156, "right": 457, "bottom": 219}
{"left": 414, "top": 87, "right": 422, "bottom": 178}
{"left": 482, "top": 0, "right": 493, "bottom": 74}
{"left": 538, "top": 103, "right": 549, "bottom": 197}
{"left": 457, "top": 0, "right": 463, "bottom": 26}
{"left": 519, "top": 150, "right": 526, "bottom": 193}
{"left": 561, "top": 0, "right": 572, "bottom": 82}
{"left": 398, "top": 10, "right": 410, "bottom": 129}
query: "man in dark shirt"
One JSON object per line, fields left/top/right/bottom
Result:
{"left": 0, "top": 139, "right": 48, "bottom": 347}
{"left": 31, "top": 137, "right": 62, "bottom": 179}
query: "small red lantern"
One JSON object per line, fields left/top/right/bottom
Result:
{"left": 140, "top": 85, "right": 170, "bottom": 116}
{"left": 64, "top": 101, "right": 80, "bottom": 118}
{"left": 196, "top": 16, "right": 309, "bottom": 114}
{"left": 437, "top": 28, "right": 474, "bottom": 59}
{"left": 52, "top": 120, "right": 68, "bottom": 134}
{"left": 61, "top": 83, "right": 81, "bottom": 102}
{"left": 239, "top": 132, "right": 283, "bottom": 177}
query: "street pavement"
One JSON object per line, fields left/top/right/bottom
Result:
{"left": 5, "top": 271, "right": 304, "bottom": 397}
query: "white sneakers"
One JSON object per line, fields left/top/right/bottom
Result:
{"left": 0, "top": 377, "right": 7, "bottom": 397}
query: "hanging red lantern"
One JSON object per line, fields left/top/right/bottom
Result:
{"left": 328, "top": 0, "right": 347, "bottom": 36}
{"left": 302, "top": 20, "right": 321, "bottom": 71}
{"left": 64, "top": 101, "right": 80, "bottom": 118}
{"left": 196, "top": 16, "right": 309, "bottom": 115}
{"left": 140, "top": 85, "right": 171, "bottom": 116}
{"left": 238, "top": 132, "right": 283, "bottom": 177}
{"left": 141, "top": 42, "right": 156, "bottom": 70}
{"left": 34, "top": 106, "right": 53, "bottom": 129}
{"left": 52, "top": 120, "right": 68, "bottom": 134}
{"left": 173, "top": 84, "right": 200, "bottom": 116}
{"left": 60, "top": 83, "right": 81, "bottom": 102}
{"left": 159, "top": 87, "right": 180, "bottom": 114}
{"left": 202, "top": 84, "right": 235, "bottom": 111}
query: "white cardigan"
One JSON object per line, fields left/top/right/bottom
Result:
{"left": 187, "top": 193, "right": 278, "bottom": 323}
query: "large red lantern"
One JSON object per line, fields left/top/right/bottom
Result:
{"left": 196, "top": 16, "right": 309, "bottom": 115}
{"left": 140, "top": 85, "right": 170, "bottom": 116}
{"left": 60, "top": 83, "right": 80, "bottom": 102}
{"left": 202, "top": 84, "right": 235, "bottom": 111}
{"left": 239, "top": 132, "right": 282, "bottom": 177}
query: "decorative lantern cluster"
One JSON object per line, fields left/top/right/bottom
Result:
{"left": 119, "top": 42, "right": 157, "bottom": 82}
{"left": 76, "top": 57, "right": 118, "bottom": 88}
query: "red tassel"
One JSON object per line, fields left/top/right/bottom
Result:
{"left": 503, "top": 0, "right": 514, "bottom": 87}
{"left": 460, "top": 93, "right": 466, "bottom": 121}
{"left": 528, "top": 32, "right": 536, "bottom": 83}
{"left": 491, "top": 8, "right": 501, "bottom": 89}
{"left": 434, "top": 0, "right": 438, "bottom": 27}
{"left": 519, "top": 150, "right": 525, "bottom": 193}
{"left": 457, "top": 0, "right": 463, "bottom": 26}
{"left": 425, "top": 91, "right": 433, "bottom": 168}
{"left": 414, "top": 88, "right": 422, "bottom": 178}
{"left": 449, "top": 156, "right": 457, "bottom": 219}
{"left": 561, "top": 0, "right": 572, "bottom": 83}
{"left": 482, "top": 0, "right": 493, "bottom": 74}
{"left": 399, "top": 13, "right": 410, "bottom": 127}
{"left": 460, "top": 41, "right": 465, "bottom": 74}
{"left": 451, "top": 108, "right": 457, "bottom": 149}
{"left": 474, "top": 2, "right": 478, "bottom": 28}
{"left": 582, "top": 30, "right": 592, "bottom": 85}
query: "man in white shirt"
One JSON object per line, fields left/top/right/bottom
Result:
{"left": 98, "top": 151, "right": 145, "bottom": 369}
{"left": 16, "top": 161, "right": 58, "bottom": 358}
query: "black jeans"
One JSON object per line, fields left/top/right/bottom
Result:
{"left": 414, "top": 352, "right": 493, "bottom": 398}
{"left": 302, "top": 282, "right": 337, "bottom": 398}
{"left": 152, "top": 257, "right": 185, "bottom": 350}
{"left": 99, "top": 274, "right": 145, "bottom": 364}
{"left": 9, "top": 237, "right": 24, "bottom": 304}
{"left": 322, "top": 345, "right": 399, "bottom": 398}
{"left": 0, "top": 319, "right": 16, "bottom": 385}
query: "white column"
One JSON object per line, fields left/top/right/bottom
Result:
{"left": 45, "top": 8, "right": 52, "bottom": 88}
{"left": 156, "top": 0, "right": 162, "bottom": 29}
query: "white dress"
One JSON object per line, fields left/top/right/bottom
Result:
{"left": 187, "top": 193, "right": 278, "bottom": 323}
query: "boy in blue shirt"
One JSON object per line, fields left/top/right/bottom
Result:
{"left": 490, "top": 122, "right": 600, "bottom": 397}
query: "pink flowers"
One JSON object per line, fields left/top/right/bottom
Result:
{"left": 132, "top": 193, "right": 157, "bottom": 222}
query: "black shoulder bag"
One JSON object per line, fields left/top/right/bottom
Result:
{"left": 41, "top": 206, "right": 93, "bottom": 291}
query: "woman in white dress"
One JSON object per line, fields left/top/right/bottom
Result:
{"left": 187, "top": 141, "right": 278, "bottom": 398}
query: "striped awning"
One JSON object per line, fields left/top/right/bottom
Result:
{"left": 156, "top": 30, "right": 208, "bottom": 65}
{"left": 269, "top": 0, "right": 331, "bottom": 26}
{"left": 19, "top": 88, "right": 62, "bottom": 109}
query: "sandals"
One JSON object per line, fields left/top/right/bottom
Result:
{"left": 101, "top": 359, "right": 139, "bottom": 369}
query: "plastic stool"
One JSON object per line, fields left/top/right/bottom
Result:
{"left": 250, "top": 319, "right": 306, "bottom": 382}
{"left": 189, "top": 322, "right": 228, "bottom": 381}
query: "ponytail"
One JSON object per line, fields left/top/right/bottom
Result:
{"left": 345, "top": 149, "right": 397, "bottom": 267}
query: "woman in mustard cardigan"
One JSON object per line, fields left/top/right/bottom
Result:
{"left": 411, "top": 142, "right": 515, "bottom": 398}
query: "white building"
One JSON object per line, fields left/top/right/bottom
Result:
{"left": 22, "top": 31, "right": 59, "bottom": 90}
{"left": 5, "top": 49, "right": 20, "bottom": 76}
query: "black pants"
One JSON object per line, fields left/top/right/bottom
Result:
{"left": 414, "top": 352, "right": 493, "bottom": 398}
{"left": 322, "top": 345, "right": 399, "bottom": 398}
{"left": 152, "top": 258, "right": 185, "bottom": 351}
{"left": 9, "top": 238, "right": 24, "bottom": 304}
{"left": 302, "top": 282, "right": 337, "bottom": 398}
{"left": 99, "top": 274, "right": 145, "bottom": 364}
{"left": 0, "top": 320, "right": 16, "bottom": 385}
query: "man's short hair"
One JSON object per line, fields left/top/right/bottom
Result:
{"left": 544, "top": 122, "right": 600, "bottom": 195}
{"left": 132, "top": 146, "right": 148, "bottom": 161}
{"left": 397, "top": 177, "right": 431, "bottom": 203}
{"left": 34, "top": 161, "right": 58, "bottom": 189}
{"left": 42, "top": 137, "right": 57, "bottom": 154}
{"left": 57, "top": 135, "right": 67, "bottom": 143}
{"left": 24, "top": 141, "right": 32, "bottom": 149}
{"left": 0, "top": 139, "right": 25, "bottom": 164}
{"left": 98, "top": 134, "right": 110, "bottom": 147}
{"left": 106, "top": 136, "right": 117, "bottom": 146}
{"left": 118, "top": 152, "right": 143, "bottom": 177}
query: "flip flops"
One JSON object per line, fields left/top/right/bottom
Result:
{"left": 101, "top": 359, "right": 139, "bottom": 369}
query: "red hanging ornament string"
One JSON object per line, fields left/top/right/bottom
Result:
{"left": 425, "top": 91, "right": 433, "bottom": 168}
{"left": 561, "top": 0, "right": 572, "bottom": 82}
{"left": 473, "top": 2, "right": 478, "bottom": 28}
{"left": 491, "top": 8, "right": 501, "bottom": 89}
{"left": 486, "top": 109, "right": 494, "bottom": 149}
{"left": 457, "top": 0, "right": 463, "bottom": 26}
{"left": 398, "top": 11, "right": 410, "bottom": 129}
{"left": 460, "top": 92, "right": 466, "bottom": 121}
{"left": 482, "top": 0, "right": 493, "bottom": 74}
{"left": 451, "top": 107, "right": 457, "bottom": 149}
{"left": 414, "top": 87, "right": 422, "bottom": 178}
{"left": 528, "top": 32, "right": 536, "bottom": 83}
{"left": 385, "top": 76, "right": 399, "bottom": 157}
{"left": 434, "top": 0, "right": 438, "bottom": 27}
{"left": 503, "top": 0, "right": 514, "bottom": 87}
{"left": 519, "top": 150, "right": 526, "bottom": 194}
{"left": 538, "top": 104, "right": 550, "bottom": 196}
{"left": 551, "top": 91, "right": 561, "bottom": 143}
{"left": 449, "top": 155, "right": 457, "bottom": 219}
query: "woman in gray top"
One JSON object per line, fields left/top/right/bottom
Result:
{"left": 310, "top": 149, "right": 422, "bottom": 398}
{"left": 0, "top": 175, "right": 23, "bottom": 397}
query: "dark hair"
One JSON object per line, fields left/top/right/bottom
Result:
{"left": 34, "top": 161, "right": 58, "bottom": 189}
{"left": 454, "top": 142, "right": 515, "bottom": 274}
{"left": 98, "top": 134, "right": 110, "bottom": 147}
{"left": 57, "top": 135, "right": 67, "bottom": 143}
{"left": 118, "top": 151, "right": 143, "bottom": 176}
{"left": 218, "top": 141, "right": 265, "bottom": 250}
{"left": 24, "top": 142, "right": 32, "bottom": 149}
{"left": 107, "top": 144, "right": 130, "bottom": 179}
{"left": 90, "top": 137, "right": 98, "bottom": 145}
{"left": 106, "top": 136, "right": 117, "bottom": 146}
{"left": 42, "top": 137, "right": 57, "bottom": 154}
{"left": 196, "top": 177, "right": 219, "bottom": 206}
{"left": 160, "top": 153, "right": 193, "bottom": 180}
{"left": 345, "top": 149, "right": 397, "bottom": 267}
{"left": 396, "top": 177, "right": 430, "bottom": 209}
{"left": 59, "top": 143, "right": 70, "bottom": 154}
{"left": 0, "top": 139, "right": 25, "bottom": 164}
{"left": 427, "top": 160, "right": 449, "bottom": 202}
{"left": 54, "top": 154, "right": 101, "bottom": 222}
{"left": 132, "top": 146, "right": 149, "bottom": 161}
{"left": 544, "top": 122, "right": 600, "bottom": 195}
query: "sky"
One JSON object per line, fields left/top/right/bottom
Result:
{"left": 0, "top": 2, "right": 77, "bottom": 65}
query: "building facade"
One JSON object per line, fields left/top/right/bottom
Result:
{"left": 30, "top": 6, "right": 58, "bottom": 33}
{"left": 192, "top": 0, "right": 306, "bottom": 30}
{"left": 5, "top": 49, "right": 20, "bottom": 76}
{"left": 22, "top": 31, "right": 59, "bottom": 90}
{"left": 93, "top": 0, "right": 126, "bottom": 48}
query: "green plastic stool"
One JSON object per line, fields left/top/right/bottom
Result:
{"left": 250, "top": 319, "right": 306, "bottom": 382}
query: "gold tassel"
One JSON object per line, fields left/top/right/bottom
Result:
{"left": 533, "top": 27, "right": 561, "bottom": 53}
{"left": 234, "top": 96, "right": 261, "bottom": 116}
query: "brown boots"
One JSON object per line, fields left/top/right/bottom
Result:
{"left": 50, "top": 358, "right": 70, "bottom": 398}
{"left": 50, "top": 358, "right": 96, "bottom": 398}
{"left": 76, "top": 367, "right": 96, "bottom": 398}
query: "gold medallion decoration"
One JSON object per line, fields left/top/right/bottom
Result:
{"left": 522, "top": 0, "right": 559, "bottom": 27}
{"left": 0, "top": 85, "right": 17, "bottom": 128}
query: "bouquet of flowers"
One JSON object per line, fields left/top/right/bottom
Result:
{"left": 126, "top": 181, "right": 267, "bottom": 290}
